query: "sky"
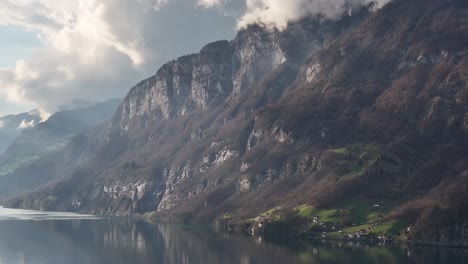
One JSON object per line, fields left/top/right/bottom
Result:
{"left": 0, "top": 0, "right": 391, "bottom": 117}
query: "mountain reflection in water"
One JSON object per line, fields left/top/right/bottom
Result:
{"left": 0, "top": 209, "right": 466, "bottom": 264}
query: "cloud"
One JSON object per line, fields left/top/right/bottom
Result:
{"left": 18, "top": 119, "right": 35, "bottom": 129}
{"left": 197, "top": 0, "right": 224, "bottom": 8}
{"left": 0, "top": 120, "right": 4, "bottom": 129}
{"left": 29, "top": 108, "right": 52, "bottom": 122}
{"left": 0, "top": 0, "right": 237, "bottom": 114}
{"left": 237, "top": 0, "right": 392, "bottom": 31}
{"left": 0, "top": 0, "right": 163, "bottom": 112}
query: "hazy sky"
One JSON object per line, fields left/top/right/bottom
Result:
{"left": 0, "top": 0, "right": 390, "bottom": 116}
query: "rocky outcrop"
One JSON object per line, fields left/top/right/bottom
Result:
{"left": 119, "top": 41, "right": 234, "bottom": 125}
{"left": 117, "top": 27, "right": 300, "bottom": 131}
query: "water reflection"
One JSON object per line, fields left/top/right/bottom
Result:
{"left": 0, "top": 217, "right": 466, "bottom": 264}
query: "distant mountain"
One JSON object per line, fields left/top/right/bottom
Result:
{"left": 0, "top": 99, "right": 121, "bottom": 193}
{"left": 57, "top": 99, "right": 95, "bottom": 112}
{"left": 4, "top": 0, "right": 468, "bottom": 246}
{"left": 0, "top": 110, "right": 45, "bottom": 154}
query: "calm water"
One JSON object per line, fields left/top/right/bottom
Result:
{"left": 0, "top": 208, "right": 466, "bottom": 264}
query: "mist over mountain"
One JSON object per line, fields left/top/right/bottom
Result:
{"left": 0, "top": 99, "right": 121, "bottom": 196}
{"left": 0, "top": 111, "right": 44, "bottom": 154}
{"left": 2, "top": 0, "right": 468, "bottom": 246}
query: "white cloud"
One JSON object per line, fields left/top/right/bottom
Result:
{"left": 0, "top": 0, "right": 165, "bottom": 112}
{"left": 0, "top": 120, "right": 4, "bottom": 129}
{"left": 237, "top": 0, "right": 392, "bottom": 31}
{"left": 18, "top": 119, "right": 35, "bottom": 129}
{"left": 197, "top": 0, "right": 224, "bottom": 8}
{"left": 29, "top": 108, "right": 51, "bottom": 122}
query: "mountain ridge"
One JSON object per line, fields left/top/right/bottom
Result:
{"left": 0, "top": 111, "right": 44, "bottom": 154}
{"left": 0, "top": 99, "right": 121, "bottom": 196}
{"left": 4, "top": 0, "right": 468, "bottom": 245}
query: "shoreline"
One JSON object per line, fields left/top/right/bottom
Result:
{"left": 4, "top": 205, "right": 468, "bottom": 249}
{"left": 210, "top": 217, "right": 468, "bottom": 249}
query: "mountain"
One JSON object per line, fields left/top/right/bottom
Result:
{"left": 56, "top": 99, "right": 96, "bottom": 112}
{"left": 4, "top": 0, "right": 468, "bottom": 245}
{"left": 0, "top": 110, "right": 45, "bottom": 154}
{"left": 0, "top": 99, "right": 121, "bottom": 195}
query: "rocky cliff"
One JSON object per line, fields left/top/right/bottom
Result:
{"left": 5, "top": 0, "right": 468, "bottom": 245}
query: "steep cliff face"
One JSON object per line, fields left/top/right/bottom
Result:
{"left": 117, "top": 25, "right": 302, "bottom": 128}
{"left": 6, "top": 0, "right": 468, "bottom": 245}
{"left": 119, "top": 41, "right": 234, "bottom": 124}
{"left": 116, "top": 14, "right": 362, "bottom": 128}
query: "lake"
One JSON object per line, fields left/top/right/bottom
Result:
{"left": 0, "top": 207, "right": 466, "bottom": 264}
